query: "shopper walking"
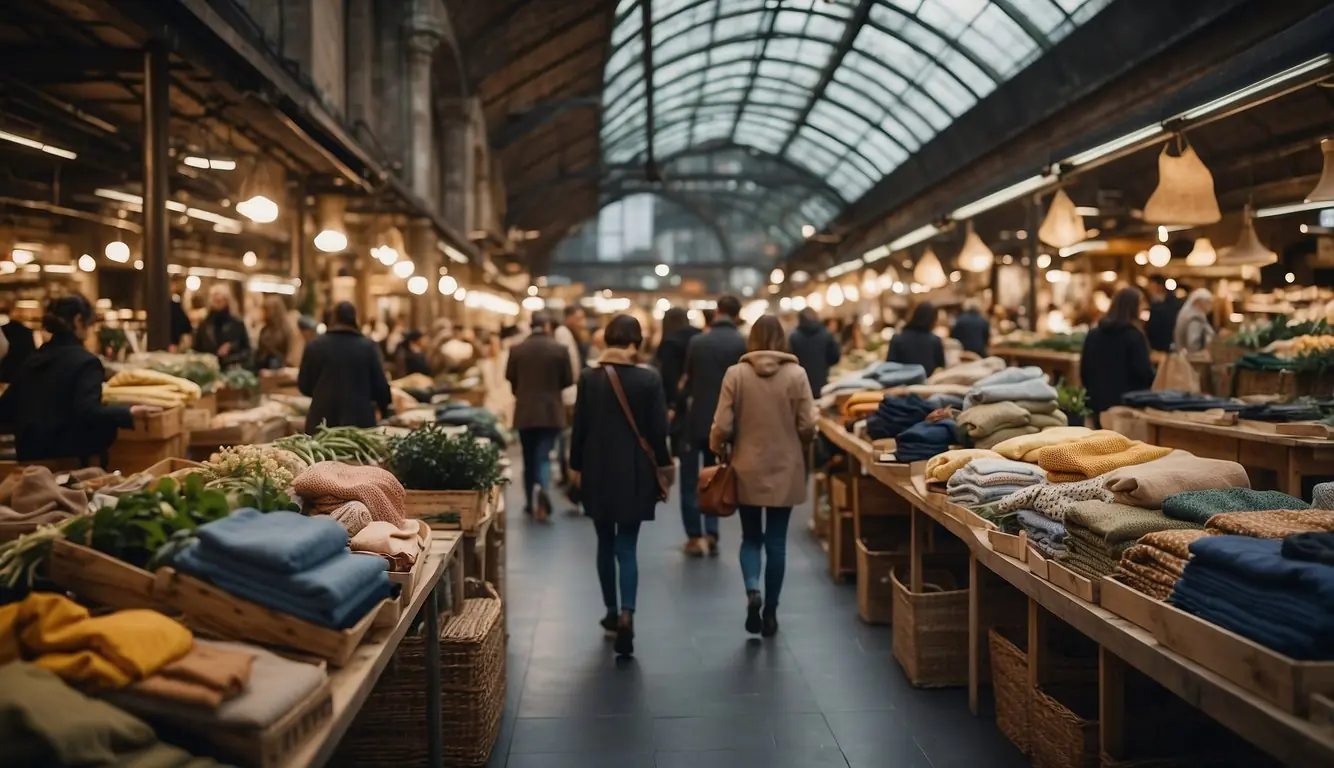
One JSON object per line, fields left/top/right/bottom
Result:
{"left": 951, "top": 300, "right": 991, "bottom": 357}
{"left": 298, "top": 302, "right": 392, "bottom": 432}
{"left": 193, "top": 285, "right": 251, "bottom": 368}
{"left": 507, "top": 310, "right": 575, "bottom": 520}
{"left": 255, "top": 295, "right": 299, "bottom": 370}
{"left": 553, "top": 305, "right": 586, "bottom": 487}
{"left": 391, "top": 330, "right": 433, "bottom": 379}
{"left": 711, "top": 315, "right": 816, "bottom": 637}
{"left": 1144, "top": 276, "right": 1182, "bottom": 352}
{"left": 1080, "top": 287, "right": 1156, "bottom": 428}
{"left": 0, "top": 301, "right": 36, "bottom": 384}
{"left": 570, "top": 315, "right": 672, "bottom": 656}
{"left": 654, "top": 306, "right": 700, "bottom": 467}
{"left": 788, "top": 308, "right": 840, "bottom": 397}
{"left": 1174, "top": 288, "right": 1216, "bottom": 353}
{"left": 888, "top": 301, "right": 946, "bottom": 373}
{"left": 679, "top": 295, "right": 746, "bottom": 556}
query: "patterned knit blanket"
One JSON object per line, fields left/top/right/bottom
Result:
{"left": 994, "top": 478, "right": 1114, "bottom": 521}
{"left": 1206, "top": 509, "right": 1334, "bottom": 539}
{"left": 1162, "top": 488, "right": 1308, "bottom": 525}
{"left": 292, "top": 462, "right": 406, "bottom": 527}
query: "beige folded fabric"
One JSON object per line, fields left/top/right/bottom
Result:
{"left": 927, "top": 356, "right": 1006, "bottom": 386}
{"left": 924, "top": 449, "right": 1001, "bottom": 483}
{"left": 973, "top": 425, "right": 1040, "bottom": 450}
{"left": 1028, "top": 411, "right": 1068, "bottom": 429}
{"left": 992, "top": 427, "right": 1095, "bottom": 462}
{"left": 130, "top": 642, "right": 254, "bottom": 710}
{"left": 1101, "top": 450, "right": 1250, "bottom": 509}
{"left": 351, "top": 520, "right": 427, "bottom": 571}
{"left": 958, "top": 401, "right": 1030, "bottom": 439}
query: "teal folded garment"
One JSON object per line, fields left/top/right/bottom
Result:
{"left": 174, "top": 542, "right": 390, "bottom": 629}
{"left": 1162, "top": 488, "right": 1307, "bottom": 525}
{"left": 196, "top": 508, "right": 348, "bottom": 574}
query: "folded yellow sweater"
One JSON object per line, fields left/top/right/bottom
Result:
{"left": 840, "top": 391, "right": 885, "bottom": 420}
{"left": 924, "top": 449, "right": 1001, "bottom": 483}
{"left": 992, "top": 426, "right": 1097, "bottom": 462}
{"left": 1039, "top": 433, "right": 1172, "bottom": 483}
{"left": 0, "top": 593, "right": 192, "bottom": 690}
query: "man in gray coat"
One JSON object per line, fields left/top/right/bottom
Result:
{"left": 677, "top": 294, "right": 747, "bottom": 556}
{"left": 507, "top": 311, "right": 574, "bottom": 520}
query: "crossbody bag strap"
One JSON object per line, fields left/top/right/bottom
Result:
{"left": 604, "top": 365, "right": 660, "bottom": 468}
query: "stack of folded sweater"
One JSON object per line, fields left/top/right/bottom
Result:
{"left": 957, "top": 401, "right": 1036, "bottom": 450}
{"left": 1100, "top": 451, "right": 1250, "bottom": 509}
{"left": 1206, "top": 509, "right": 1334, "bottom": 538}
{"left": 1018, "top": 509, "right": 1069, "bottom": 558}
{"left": 924, "top": 449, "right": 1001, "bottom": 484}
{"left": 1062, "top": 501, "right": 1203, "bottom": 581}
{"left": 963, "top": 367, "right": 1059, "bottom": 409}
{"left": 171, "top": 509, "right": 392, "bottom": 629}
{"left": 1312, "top": 482, "right": 1333, "bottom": 510}
{"left": 992, "top": 426, "right": 1095, "bottom": 463}
{"left": 866, "top": 394, "right": 938, "bottom": 440}
{"left": 927, "top": 356, "right": 1006, "bottom": 387}
{"left": 1121, "top": 390, "right": 1241, "bottom": 412}
{"left": 1171, "top": 535, "right": 1334, "bottom": 659}
{"left": 1117, "top": 529, "right": 1215, "bottom": 600}
{"left": 1162, "top": 488, "right": 1308, "bottom": 526}
{"left": 841, "top": 391, "right": 888, "bottom": 422}
{"left": 862, "top": 361, "right": 928, "bottom": 389}
{"left": 822, "top": 377, "right": 883, "bottom": 397}
{"left": 946, "top": 458, "right": 1046, "bottom": 507}
{"left": 1238, "top": 402, "right": 1324, "bottom": 422}
{"left": 1038, "top": 432, "right": 1172, "bottom": 483}
{"left": 0, "top": 466, "right": 92, "bottom": 540}
{"left": 894, "top": 420, "right": 960, "bottom": 463}
{"left": 886, "top": 383, "right": 972, "bottom": 400}
{"left": 994, "top": 477, "right": 1115, "bottom": 520}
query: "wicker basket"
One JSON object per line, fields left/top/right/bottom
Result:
{"left": 335, "top": 582, "right": 505, "bottom": 767}
{"left": 1032, "top": 686, "right": 1099, "bottom": 768}
{"left": 891, "top": 567, "right": 968, "bottom": 688}
{"left": 989, "top": 627, "right": 1031, "bottom": 755}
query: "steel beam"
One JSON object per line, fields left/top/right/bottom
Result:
{"left": 492, "top": 97, "right": 601, "bottom": 150}
{"left": 638, "top": 0, "right": 656, "bottom": 171}
{"left": 777, "top": 0, "right": 875, "bottom": 158}
{"left": 142, "top": 44, "right": 171, "bottom": 350}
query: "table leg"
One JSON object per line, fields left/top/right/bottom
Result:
{"left": 1027, "top": 598, "right": 1048, "bottom": 689}
{"left": 451, "top": 549, "right": 466, "bottom": 614}
{"left": 968, "top": 553, "right": 981, "bottom": 716}
{"left": 851, "top": 457, "right": 863, "bottom": 543}
{"left": 1284, "top": 450, "right": 1303, "bottom": 498}
{"left": 909, "top": 506, "right": 925, "bottom": 593}
{"left": 1099, "top": 647, "right": 1127, "bottom": 760}
{"left": 425, "top": 585, "right": 442, "bottom": 766}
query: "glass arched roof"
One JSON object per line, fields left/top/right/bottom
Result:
{"left": 601, "top": 0, "right": 1113, "bottom": 237}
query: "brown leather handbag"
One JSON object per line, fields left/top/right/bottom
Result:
{"left": 604, "top": 365, "right": 671, "bottom": 502}
{"left": 697, "top": 374, "right": 741, "bottom": 517}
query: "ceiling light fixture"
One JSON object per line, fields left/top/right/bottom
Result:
{"left": 313, "top": 196, "right": 348, "bottom": 253}
{"left": 913, "top": 247, "right": 947, "bottom": 289}
{"left": 951, "top": 174, "right": 1056, "bottom": 221}
{"left": 183, "top": 156, "right": 236, "bottom": 171}
{"left": 392, "top": 260, "right": 415, "bottom": 279}
{"left": 887, "top": 223, "right": 940, "bottom": 253}
{"left": 439, "top": 275, "right": 458, "bottom": 295}
{"left": 955, "top": 221, "right": 994, "bottom": 273}
{"left": 242, "top": 250, "right": 258, "bottom": 267}
{"left": 1147, "top": 244, "right": 1172, "bottom": 267}
{"left": 0, "top": 129, "right": 78, "bottom": 160}
{"left": 407, "top": 275, "right": 429, "bottom": 295}
{"left": 104, "top": 241, "right": 130, "bottom": 263}
{"left": 236, "top": 159, "right": 281, "bottom": 224}
{"left": 78, "top": 254, "right": 96, "bottom": 272}
{"left": 1185, "top": 237, "right": 1216, "bottom": 267}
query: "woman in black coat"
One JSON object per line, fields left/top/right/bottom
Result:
{"left": 0, "top": 295, "right": 157, "bottom": 463}
{"left": 1080, "top": 287, "right": 1156, "bottom": 428}
{"left": 652, "top": 307, "right": 699, "bottom": 452}
{"left": 193, "top": 285, "right": 252, "bottom": 368}
{"left": 298, "top": 302, "right": 393, "bottom": 432}
{"left": 888, "top": 301, "right": 946, "bottom": 373}
{"left": 570, "top": 314, "right": 672, "bottom": 657}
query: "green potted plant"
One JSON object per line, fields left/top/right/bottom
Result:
{"left": 387, "top": 424, "right": 506, "bottom": 531}
{"left": 1056, "top": 381, "right": 1091, "bottom": 427}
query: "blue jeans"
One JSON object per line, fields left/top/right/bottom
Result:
{"left": 594, "top": 520, "right": 641, "bottom": 611}
{"left": 518, "top": 427, "right": 561, "bottom": 511}
{"left": 739, "top": 506, "right": 793, "bottom": 608}
{"left": 678, "top": 447, "right": 720, "bottom": 539}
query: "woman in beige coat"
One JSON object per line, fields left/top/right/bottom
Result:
{"left": 711, "top": 315, "right": 816, "bottom": 637}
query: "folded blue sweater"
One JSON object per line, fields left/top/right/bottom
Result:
{"left": 1171, "top": 564, "right": 1334, "bottom": 659}
{"left": 1188, "top": 535, "right": 1334, "bottom": 609}
{"left": 196, "top": 509, "right": 349, "bottom": 574}
{"left": 894, "top": 420, "right": 957, "bottom": 463}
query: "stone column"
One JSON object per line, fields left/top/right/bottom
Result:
{"left": 404, "top": 3, "right": 443, "bottom": 206}
{"left": 437, "top": 97, "right": 472, "bottom": 233}
{"left": 406, "top": 218, "right": 438, "bottom": 329}
{"left": 345, "top": 0, "right": 374, "bottom": 128}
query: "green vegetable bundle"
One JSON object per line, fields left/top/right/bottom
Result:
{"left": 1056, "top": 381, "right": 1090, "bottom": 417}
{"left": 275, "top": 425, "right": 389, "bottom": 466}
{"left": 387, "top": 424, "right": 506, "bottom": 491}
{"left": 220, "top": 366, "right": 260, "bottom": 390}
{"left": 150, "top": 354, "right": 221, "bottom": 390}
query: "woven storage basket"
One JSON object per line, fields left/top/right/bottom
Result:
{"left": 334, "top": 582, "right": 505, "bottom": 767}
{"left": 891, "top": 567, "right": 967, "bottom": 688}
{"left": 989, "top": 627, "right": 1030, "bottom": 755}
{"left": 1032, "top": 685, "right": 1099, "bottom": 768}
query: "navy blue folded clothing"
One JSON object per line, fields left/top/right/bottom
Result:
{"left": 1283, "top": 532, "right": 1334, "bottom": 565}
{"left": 1237, "top": 403, "right": 1324, "bottom": 422}
{"left": 1169, "top": 573, "right": 1332, "bottom": 659}
{"left": 895, "top": 420, "right": 958, "bottom": 463}
{"left": 1188, "top": 535, "right": 1334, "bottom": 609}
{"left": 195, "top": 508, "right": 348, "bottom": 574}
{"left": 866, "top": 395, "right": 936, "bottom": 440}
{"left": 1121, "top": 390, "right": 1242, "bottom": 412}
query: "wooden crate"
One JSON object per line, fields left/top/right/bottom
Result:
{"left": 107, "top": 433, "right": 188, "bottom": 475}
{"left": 216, "top": 386, "right": 260, "bottom": 412}
{"left": 1098, "top": 576, "right": 1160, "bottom": 632}
{"left": 195, "top": 391, "right": 217, "bottom": 416}
{"left": 119, "top": 406, "right": 184, "bottom": 441}
{"left": 403, "top": 488, "right": 490, "bottom": 532}
{"left": 1046, "top": 560, "right": 1100, "bottom": 603}
{"left": 182, "top": 407, "right": 212, "bottom": 431}
{"left": 143, "top": 457, "right": 207, "bottom": 479}
{"left": 48, "top": 540, "right": 162, "bottom": 612}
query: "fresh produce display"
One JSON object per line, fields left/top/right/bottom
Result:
{"left": 201, "top": 444, "right": 303, "bottom": 488}
{"left": 1228, "top": 315, "right": 1332, "bottom": 350}
{"left": 1014, "top": 333, "right": 1086, "bottom": 353}
{"left": 150, "top": 357, "right": 221, "bottom": 391}
{"left": 103, "top": 369, "right": 203, "bottom": 407}
{"left": 219, "top": 366, "right": 260, "bottom": 390}
{"left": 387, "top": 424, "right": 505, "bottom": 491}
{"left": 275, "top": 425, "right": 390, "bottom": 466}
{"left": 209, "top": 401, "right": 292, "bottom": 428}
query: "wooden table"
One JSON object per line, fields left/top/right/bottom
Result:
{"left": 1134, "top": 410, "right": 1334, "bottom": 496}
{"left": 989, "top": 346, "right": 1081, "bottom": 386}
{"left": 815, "top": 419, "right": 1334, "bottom": 765}
{"left": 281, "top": 531, "right": 465, "bottom": 768}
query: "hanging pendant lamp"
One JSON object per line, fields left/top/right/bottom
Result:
{"left": 956, "top": 222, "right": 994, "bottom": 273}
{"left": 860, "top": 268, "right": 881, "bottom": 299}
{"left": 1305, "top": 138, "right": 1334, "bottom": 203}
{"left": 1143, "top": 137, "right": 1221, "bottom": 226}
{"left": 1038, "top": 189, "right": 1085, "bottom": 249}
{"left": 1217, "top": 206, "right": 1277, "bottom": 267}
{"left": 1185, "top": 237, "right": 1216, "bottom": 267}
{"left": 236, "top": 158, "right": 282, "bottom": 224}
{"left": 913, "top": 247, "right": 947, "bottom": 289}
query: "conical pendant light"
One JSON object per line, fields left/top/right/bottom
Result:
{"left": 1143, "top": 138, "right": 1221, "bottom": 226}
{"left": 956, "top": 221, "right": 994, "bottom": 273}
{"left": 1038, "top": 189, "right": 1084, "bottom": 249}
{"left": 1217, "top": 206, "right": 1276, "bottom": 267}
{"left": 1305, "top": 138, "right": 1334, "bottom": 203}
{"left": 913, "top": 246, "right": 947, "bottom": 289}
{"left": 236, "top": 157, "right": 282, "bottom": 224}
{"left": 1185, "top": 237, "right": 1216, "bottom": 267}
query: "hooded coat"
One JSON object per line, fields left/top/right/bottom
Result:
{"left": 1173, "top": 289, "right": 1216, "bottom": 353}
{"left": 1079, "top": 322, "right": 1156, "bottom": 416}
{"left": 710, "top": 351, "right": 816, "bottom": 508}
{"left": 788, "top": 315, "right": 840, "bottom": 397}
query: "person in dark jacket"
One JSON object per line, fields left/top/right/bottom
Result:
{"left": 653, "top": 307, "right": 700, "bottom": 452}
{"left": 1080, "top": 287, "right": 1156, "bottom": 428}
{"left": 888, "top": 302, "right": 946, "bottom": 373}
{"left": 193, "top": 285, "right": 251, "bottom": 368}
{"left": 570, "top": 314, "right": 671, "bottom": 656}
{"left": 0, "top": 303, "right": 37, "bottom": 384}
{"left": 678, "top": 294, "right": 747, "bottom": 556}
{"left": 391, "top": 330, "right": 432, "bottom": 379}
{"left": 1144, "top": 276, "right": 1182, "bottom": 352}
{"left": 298, "top": 302, "right": 392, "bottom": 433}
{"left": 950, "top": 300, "right": 991, "bottom": 357}
{"left": 788, "top": 308, "right": 840, "bottom": 397}
{"left": 507, "top": 310, "right": 575, "bottom": 519}
{"left": 0, "top": 295, "right": 156, "bottom": 463}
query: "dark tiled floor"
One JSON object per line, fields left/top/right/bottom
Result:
{"left": 484, "top": 478, "right": 1027, "bottom": 768}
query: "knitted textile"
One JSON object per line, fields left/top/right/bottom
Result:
{"left": 963, "top": 458, "right": 1050, "bottom": 481}
{"left": 894, "top": 420, "right": 958, "bottom": 463}
{"left": 974, "top": 366, "right": 1046, "bottom": 388}
{"left": 1283, "top": 533, "right": 1334, "bottom": 566}
{"left": 1139, "top": 528, "right": 1216, "bottom": 560}
{"left": 292, "top": 461, "right": 406, "bottom": 526}
{"left": 994, "top": 478, "right": 1114, "bottom": 521}
{"left": 1018, "top": 509, "right": 1068, "bottom": 558}
{"left": 1009, "top": 400, "right": 1060, "bottom": 415}
{"left": 1314, "top": 482, "right": 1334, "bottom": 511}
{"left": 1162, "top": 488, "right": 1308, "bottom": 526}
{"left": 1119, "top": 569, "right": 1174, "bottom": 600}
{"left": 974, "top": 426, "right": 1040, "bottom": 450}
{"left": 957, "top": 401, "right": 1030, "bottom": 439}
{"left": 1066, "top": 500, "right": 1203, "bottom": 544}
{"left": 992, "top": 427, "right": 1095, "bottom": 462}
{"left": 1101, "top": 451, "right": 1250, "bottom": 509}
{"left": 841, "top": 391, "right": 888, "bottom": 421}
{"left": 821, "top": 378, "right": 882, "bottom": 396}
{"left": 866, "top": 362, "right": 928, "bottom": 388}
{"left": 1039, "top": 433, "right": 1171, "bottom": 483}
{"left": 890, "top": 383, "right": 973, "bottom": 399}
{"left": 965, "top": 379, "right": 1060, "bottom": 408}
{"left": 927, "top": 356, "right": 1007, "bottom": 387}
{"left": 1207, "top": 509, "right": 1334, "bottom": 539}
{"left": 1028, "top": 411, "right": 1069, "bottom": 429}
{"left": 924, "top": 449, "right": 1001, "bottom": 484}
{"left": 865, "top": 395, "right": 937, "bottom": 440}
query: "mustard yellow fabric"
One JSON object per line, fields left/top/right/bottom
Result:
{"left": 1039, "top": 432, "right": 1172, "bottom": 483}
{"left": 0, "top": 593, "right": 192, "bottom": 690}
{"left": 991, "top": 427, "right": 1097, "bottom": 462}
{"left": 840, "top": 391, "right": 886, "bottom": 421}
{"left": 924, "top": 449, "right": 1001, "bottom": 483}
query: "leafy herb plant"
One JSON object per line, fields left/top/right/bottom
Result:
{"left": 387, "top": 424, "right": 506, "bottom": 491}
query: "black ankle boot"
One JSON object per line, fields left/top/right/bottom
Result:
{"left": 745, "top": 591, "right": 763, "bottom": 635}
{"left": 614, "top": 610, "right": 635, "bottom": 656}
{"left": 761, "top": 608, "right": 778, "bottom": 638}
{"left": 600, "top": 610, "right": 618, "bottom": 637}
